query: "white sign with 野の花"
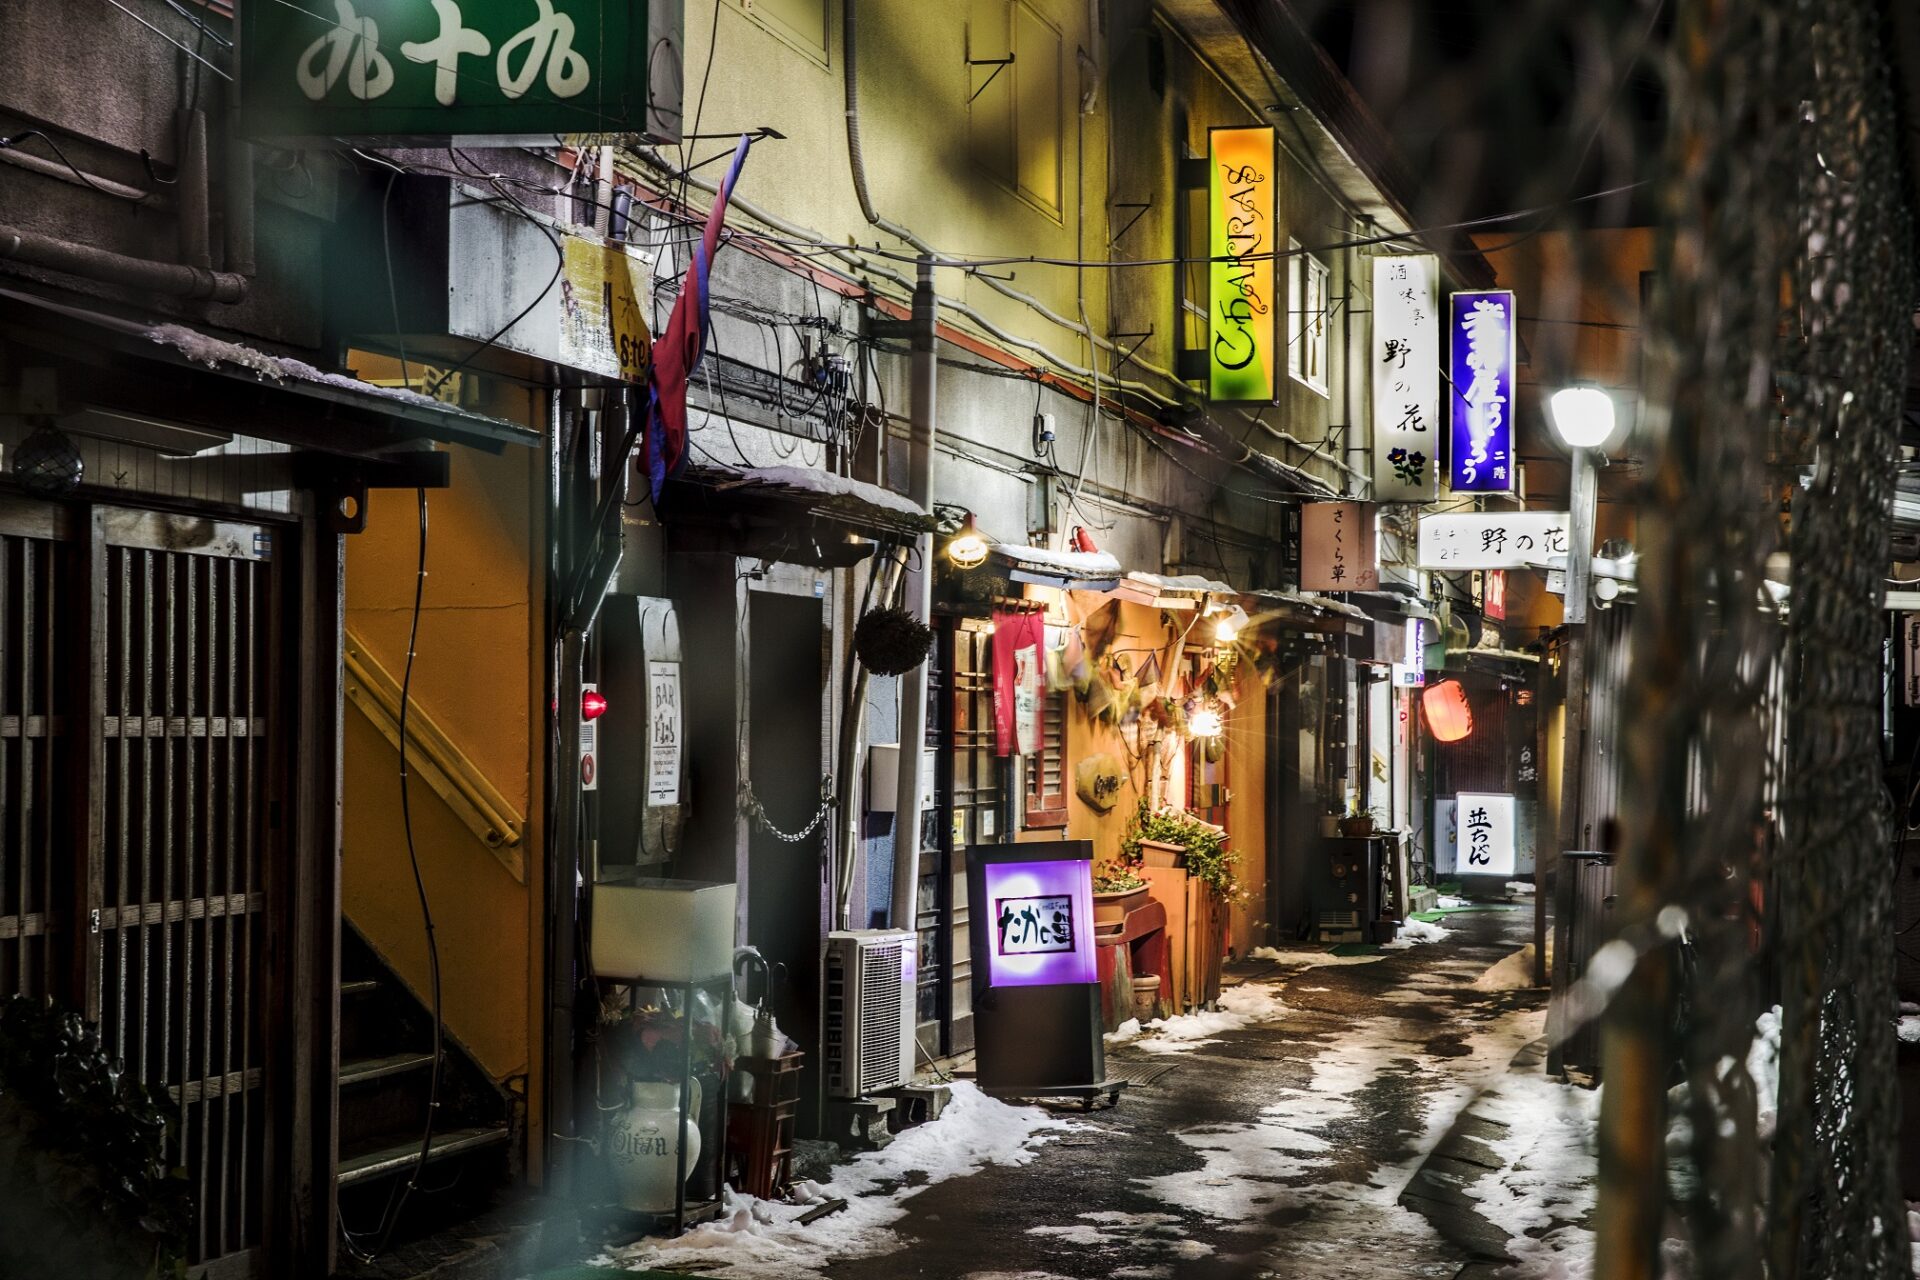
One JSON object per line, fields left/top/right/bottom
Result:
{"left": 646, "top": 660, "right": 682, "bottom": 807}
{"left": 1372, "top": 255, "right": 1440, "bottom": 501}
{"left": 1456, "top": 792, "right": 1516, "bottom": 877}
{"left": 1418, "top": 512, "right": 1572, "bottom": 570}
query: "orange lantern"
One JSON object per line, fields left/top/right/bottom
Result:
{"left": 1421, "top": 679, "right": 1474, "bottom": 743}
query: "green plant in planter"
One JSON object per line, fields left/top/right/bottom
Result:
{"left": 1120, "top": 798, "right": 1242, "bottom": 902}
{"left": 1092, "top": 868, "right": 1148, "bottom": 893}
{"left": 0, "top": 996, "right": 192, "bottom": 1279}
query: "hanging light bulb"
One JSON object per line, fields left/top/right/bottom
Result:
{"left": 946, "top": 513, "right": 989, "bottom": 568}
{"left": 1214, "top": 618, "right": 1237, "bottom": 644}
{"left": 1188, "top": 704, "right": 1224, "bottom": 738}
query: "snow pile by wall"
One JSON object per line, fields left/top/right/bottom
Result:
{"left": 608, "top": 1081, "right": 1068, "bottom": 1278}
{"left": 1381, "top": 919, "right": 1452, "bottom": 950}
{"left": 1104, "top": 982, "right": 1288, "bottom": 1054}
{"left": 1462, "top": 1068, "right": 1604, "bottom": 1279}
{"left": 1247, "top": 944, "right": 1388, "bottom": 968}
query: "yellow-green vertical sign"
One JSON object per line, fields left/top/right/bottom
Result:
{"left": 1208, "top": 126, "right": 1277, "bottom": 402}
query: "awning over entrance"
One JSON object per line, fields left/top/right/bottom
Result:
{"left": 0, "top": 286, "right": 540, "bottom": 455}
{"left": 1241, "top": 588, "right": 1369, "bottom": 638}
{"left": 665, "top": 463, "right": 934, "bottom": 564}
{"left": 989, "top": 544, "right": 1122, "bottom": 591}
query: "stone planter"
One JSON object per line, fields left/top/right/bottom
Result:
{"left": 1130, "top": 974, "right": 1162, "bottom": 1022}
{"left": 1094, "top": 884, "right": 1151, "bottom": 925}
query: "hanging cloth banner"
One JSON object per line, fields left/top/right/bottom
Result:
{"left": 1447, "top": 290, "right": 1517, "bottom": 493}
{"left": 1371, "top": 255, "right": 1440, "bottom": 501}
{"left": 646, "top": 133, "right": 754, "bottom": 504}
{"left": 991, "top": 609, "right": 1046, "bottom": 757}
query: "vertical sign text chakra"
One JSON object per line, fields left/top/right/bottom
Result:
{"left": 1448, "top": 290, "right": 1516, "bottom": 493}
{"left": 241, "top": 0, "right": 672, "bottom": 143}
{"left": 1208, "top": 127, "right": 1276, "bottom": 402}
{"left": 1371, "top": 256, "right": 1439, "bottom": 501}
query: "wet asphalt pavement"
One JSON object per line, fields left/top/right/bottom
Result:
{"left": 825, "top": 905, "right": 1548, "bottom": 1280}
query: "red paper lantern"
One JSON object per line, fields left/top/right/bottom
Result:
{"left": 1421, "top": 679, "right": 1474, "bottom": 743}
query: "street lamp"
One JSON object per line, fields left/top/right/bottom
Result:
{"left": 1540, "top": 386, "right": 1611, "bottom": 1001}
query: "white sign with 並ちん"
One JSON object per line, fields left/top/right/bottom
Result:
{"left": 1418, "top": 512, "right": 1571, "bottom": 570}
{"left": 1455, "top": 792, "right": 1516, "bottom": 877}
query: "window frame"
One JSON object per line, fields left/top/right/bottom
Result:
{"left": 966, "top": 0, "right": 1066, "bottom": 220}
{"left": 1022, "top": 686, "right": 1070, "bottom": 829}
{"left": 1288, "top": 240, "right": 1332, "bottom": 396}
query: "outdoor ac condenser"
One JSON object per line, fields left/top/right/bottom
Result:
{"left": 822, "top": 930, "right": 916, "bottom": 1098}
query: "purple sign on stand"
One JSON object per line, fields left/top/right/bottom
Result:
{"left": 1448, "top": 290, "right": 1516, "bottom": 494}
{"left": 980, "top": 858, "right": 1096, "bottom": 987}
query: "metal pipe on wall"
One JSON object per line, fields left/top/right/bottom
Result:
{"left": 178, "top": 107, "right": 212, "bottom": 272}
{"left": 890, "top": 259, "right": 939, "bottom": 932}
{"left": 0, "top": 224, "right": 247, "bottom": 302}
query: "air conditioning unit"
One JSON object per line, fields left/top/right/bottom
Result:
{"left": 823, "top": 930, "right": 916, "bottom": 1098}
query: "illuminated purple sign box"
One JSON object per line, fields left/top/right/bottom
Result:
{"left": 980, "top": 859, "right": 1096, "bottom": 987}
{"left": 1448, "top": 290, "right": 1516, "bottom": 494}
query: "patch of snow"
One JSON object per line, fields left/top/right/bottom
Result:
{"left": 1249, "top": 944, "right": 1389, "bottom": 968}
{"left": 606, "top": 1081, "right": 1067, "bottom": 1278}
{"left": 1900, "top": 1014, "right": 1920, "bottom": 1044}
{"left": 1381, "top": 918, "right": 1452, "bottom": 950}
{"left": 996, "top": 543, "right": 1123, "bottom": 578}
{"left": 1473, "top": 945, "right": 1538, "bottom": 992}
{"left": 716, "top": 464, "right": 928, "bottom": 520}
{"left": 1437, "top": 894, "right": 1473, "bottom": 909}
{"left": 1507, "top": 880, "right": 1537, "bottom": 895}
{"left": 1106, "top": 982, "right": 1287, "bottom": 1055}
{"left": 148, "top": 323, "right": 464, "bottom": 414}
{"left": 1460, "top": 1066, "right": 1604, "bottom": 1278}
{"left": 1024, "top": 1210, "right": 1211, "bottom": 1263}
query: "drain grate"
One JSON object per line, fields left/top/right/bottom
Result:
{"left": 1107, "top": 1061, "right": 1181, "bottom": 1088}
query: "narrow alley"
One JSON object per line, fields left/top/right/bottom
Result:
{"left": 602, "top": 904, "right": 1597, "bottom": 1280}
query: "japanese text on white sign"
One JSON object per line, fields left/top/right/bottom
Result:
{"left": 1417, "top": 512, "right": 1571, "bottom": 570}
{"left": 1371, "top": 256, "right": 1439, "bottom": 500}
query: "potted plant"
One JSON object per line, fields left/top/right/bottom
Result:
{"left": 1121, "top": 799, "right": 1240, "bottom": 902}
{"left": 1093, "top": 867, "right": 1151, "bottom": 924}
{"left": 1339, "top": 806, "right": 1389, "bottom": 838}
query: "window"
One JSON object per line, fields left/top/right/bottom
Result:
{"left": 1023, "top": 690, "right": 1069, "bottom": 828}
{"left": 1289, "top": 241, "right": 1330, "bottom": 394}
{"left": 728, "top": 0, "right": 828, "bottom": 62}
{"left": 968, "top": 0, "right": 1064, "bottom": 215}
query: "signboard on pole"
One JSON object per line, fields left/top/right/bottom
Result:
{"left": 1300, "top": 501, "right": 1378, "bottom": 591}
{"left": 1456, "top": 792, "right": 1516, "bottom": 877}
{"left": 1418, "top": 512, "right": 1571, "bottom": 570}
{"left": 1207, "top": 127, "right": 1277, "bottom": 402}
{"left": 1371, "top": 255, "right": 1439, "bottom": 500}
{"left": 1447, "top": 290, "right": 1516, "bottom": 493}
{"left": 241, "top": 0, "right": 681, "bottom": 143}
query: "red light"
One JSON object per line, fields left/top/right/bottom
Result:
{"left": 1421, "top": 680, "right": 1474, "bottom": 743}
{"left": 582, "top": 690, "right": 608, "bottom": 721}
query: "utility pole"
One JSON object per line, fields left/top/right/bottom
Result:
{"left": 890, "top": 258, "right": 939, "bottom": 932}
{"left": 1546, "top": 443, "right": 1598, "bottom": 1050}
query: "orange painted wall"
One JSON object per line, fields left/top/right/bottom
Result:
{"left": 339, "top": 355, "right": 546, "bottom": 1171}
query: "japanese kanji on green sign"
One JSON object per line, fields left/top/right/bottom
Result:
{"left": 241, "top": 0, "right": 677, "bottom": 143}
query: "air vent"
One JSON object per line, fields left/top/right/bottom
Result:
{"left": 858, "top": 941, "right": 903, "bottom": 1092}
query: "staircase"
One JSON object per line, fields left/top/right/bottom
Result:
{"left": 336, "top": 923, "right": 515, "bottom": 1261}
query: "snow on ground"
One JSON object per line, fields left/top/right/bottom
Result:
{"left": 1460, "top": 1065, "right": 1604, "bottom": 1277}
{"left": 1438, "top": 894, "right": 1474, "bottom": 909}
{"left": 1473, "top": 945, "right": 1539, "bottom": 992}
{"left": 1248, "top": 944, "right": 1390, "bottom": 967}
{"left": 602, "top": 1082, "right": 1068, "bottom": 1278}
{"left": 1105, "top": 982, "right": 1288, "bottom": 1054}
{"left": 1025, "top": 1209, "right": 1214, "bottom": 1264}
{"left": 1900, "top": 1015, "right": 1920, "bottom": 1044}
{"left": 1381, "top": 918, "right": 1453, "bottom": 950}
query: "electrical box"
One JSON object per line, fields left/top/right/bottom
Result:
{"left": 867, "top": 744, "right": 935, "bottom": 813}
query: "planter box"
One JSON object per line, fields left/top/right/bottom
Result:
{"left": 1093, "top": 885, "right": 1151, "bottom": 925}
{"left": 1138, "top": 839, "right": 1186, "bottom": 869}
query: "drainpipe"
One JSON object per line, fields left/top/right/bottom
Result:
{"left": 889, "top": 259, "right": 938, "bottom": 933}
{"left": 225, "top": 113, "right": 256, "bottom": 276}
{"left": 841, "top": 0, "right": 918, "bottom": 247}
{"left": 0, "top": 225, "right": 247, "bottom": 302}
{"left": 178, "top": 107, "right": 213, "bottom": 272}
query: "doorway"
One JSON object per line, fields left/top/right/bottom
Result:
{"left": 746, "top": 588, "right": 826, "bottom": 1132}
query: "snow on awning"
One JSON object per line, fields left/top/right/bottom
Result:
{"left": 679, "top": 463, "right": 935, "bottom": 538}
{"left": 989, "top": 544, "right": 1123, "bottom": 590}
{"left": 0, "top": 287, "right": 539, "bottom": 454}
{"left": 1241, "top": 588, "right": 1368, "bottom": 637}
{"left": 1111, "top": 571, "right": 1239, "bottom": 609}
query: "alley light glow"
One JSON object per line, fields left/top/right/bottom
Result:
{"left": 1188, "top": 705, "right": 1225, "bottom": 738}
{"left": 1548, "top": 386, "right": 1617, "bottom": 451}
{"left": 947, "top": 514, "right": 989, "bottom": 569}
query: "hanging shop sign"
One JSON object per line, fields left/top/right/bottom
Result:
{"left": 1299, "top": 501, "right": 1379, "bottom": 591}
{"left": 1392, "top": 618, "right": 1426, "bottom": 688}
{"left": 1447, "top": 290, "right": 1517, "bottom": 494}
{"left": 241, "top": 0, "right": 681, "bottom": 143}
{"left": 560, "top": 237, "right": 653, "bottom": 382}
{"left": 645, "top": 660, "right": 682, "bottom": 807}
{"left": 1455, "top": 792, "right": 1517, "bottom": 877}
{"left": 1207, "top": 126, "right": 1277, "bottom": 402}
{"left": 1417, "top": 511, "right": 1571, "bottom": 570}
{"left": 1371, "top": 256, "right": 1440, "bottom": 500}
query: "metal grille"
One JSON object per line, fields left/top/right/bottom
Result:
{"left": 0, "top": 528, "right": 68, "bottom": 999}
{"left": 857, "top": 939, "right": 904, "bottom": 1092}
{"left": 93, "top": 539, "right": 274, "bottom": 1270}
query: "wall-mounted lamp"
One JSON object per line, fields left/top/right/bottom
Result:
{"left": 947, "top": 513, "right": 989, "bottom": 568}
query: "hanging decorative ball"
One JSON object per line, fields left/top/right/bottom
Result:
{"left": 854, "top": 606, "right": 933, "bottom": 676}
{"left": 13, "top": 423, "right": 83, "bottom": 497}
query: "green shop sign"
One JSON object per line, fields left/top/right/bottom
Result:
{"left": 241, "top": 0, "right": 679, "bottom": 143}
